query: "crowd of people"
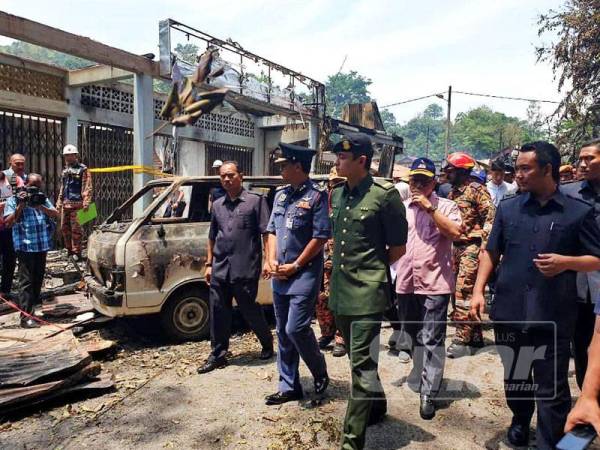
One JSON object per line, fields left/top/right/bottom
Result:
{"left": 0, "top": 145, "right": 92, "bottom": 328}
{"left": 2, "top": 134, "right": 600, "bottom": 449}
{"left": 198, "top": 134, "right": 600, "bottom": 450}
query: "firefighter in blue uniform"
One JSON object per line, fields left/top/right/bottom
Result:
{"left": 263, "top": 143, "right": 330, "bottom": 405}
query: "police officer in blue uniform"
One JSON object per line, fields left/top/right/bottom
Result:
{"left": 471, "top": 141, "right": 600, "bottom": 449}
{"left": 263, "top": 143, "right": 330, "bottom": 405}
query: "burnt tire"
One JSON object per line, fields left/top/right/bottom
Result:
{"left": 160, "top": 287, "right": 210, "bottom": 341}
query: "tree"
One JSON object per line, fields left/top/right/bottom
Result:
{"left": 380, "top": 109, "right": 402, "bottom": 135}
{"left": 325, "top": 71, "right": 372, "bottom": 118}
{"left": 174, "top": 43, "right": 200, "bottom": 65}
{"left": 397, "top": 103, "right": 446, "bottom": 160}
{"left": 537, "top": 1, "right": 600, "bottom": 154}
{"left": 451, "top": 106, "right": 530, "bottom": 160}
{"left": 0, "top": 41, "right": 91, "bottom": 69}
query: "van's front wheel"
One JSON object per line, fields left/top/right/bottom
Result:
{"left": 160, "top": 287, "right": 210, "bottom": 341}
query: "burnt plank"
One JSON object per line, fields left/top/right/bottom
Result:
{"left": 0, "top": 331, "right": 91, "bottom": 387}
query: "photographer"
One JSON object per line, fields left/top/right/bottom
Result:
{"left": 3, "top": 173, "right": 58, "bottom": 328}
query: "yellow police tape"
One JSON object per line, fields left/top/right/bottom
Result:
{"left": 88, "top": 165, "right": 169, "bottom": 177}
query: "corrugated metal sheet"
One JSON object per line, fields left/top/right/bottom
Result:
{"left": 0, "top": 331, "right": 91, "bottom": 387}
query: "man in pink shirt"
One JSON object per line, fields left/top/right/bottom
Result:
{"left": 394, "top": 157, "right": 462, "bottom": 420}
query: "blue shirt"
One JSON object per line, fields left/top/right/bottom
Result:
{"left": 266, "top": 179, "right": 331, "bottom": 295}
{"left": 208, "top": 189, "right": 270, "bottom": 282}
{"left": 487, "top": 190, "right": 600, "bottom": 335}
{"left": 3, "top": 197, "right": 55, "bottom": 252}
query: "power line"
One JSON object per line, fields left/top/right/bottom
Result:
{"left": 381, "top": 89, "right": 561, "bottom": 109}
{"left": 381, "top": 93, "right": 444, "bottom": 108}
{"left": 453, "top": 90, "right": 560, "bottom": 104}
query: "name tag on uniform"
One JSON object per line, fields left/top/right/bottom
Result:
{"left": 286, "top": 218, "right": 294, "bottom": 228}
{"left": 297, "top": 201, "right": 310, "bottom": 209}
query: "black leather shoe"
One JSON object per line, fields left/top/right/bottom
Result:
{"left": 265, "top": 391, "right": 303, "bottom": 405}
{"left": 196, "top": 357, "right": 227, "bottom": 374}
{"left": 318, "top": 335, "right": 334, "bottom": 349}
{"left": 419, "top": 394, "right": 435, "bottom": 420}
{"left": 259, "top": 347, "right": 274, "bottom": 360}
{"left": 507, "top": 421, "right": 529, "bottom": 447}
{"left": 314, "top": 375, "right": 329, "bottom": 395}
{"left": 20, "top": 318, "right": 40, "bottom": 329}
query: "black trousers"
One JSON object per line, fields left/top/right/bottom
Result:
{"left": 494, "top": 324, "right": 571, "bottom": 450}
{"left": 572, "top": 300, "right": 596, "bottom": 389}
{"left": 17, "top": 251, "right": 47, "bottom": 319}
{"left": 209, "top": 278, "right": 273, "bottom": 360}
{"left": 0, "top": 228, "right": 16, "bottom": 294}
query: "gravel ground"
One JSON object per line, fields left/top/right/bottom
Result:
{"left": 0, "top": 317, "right": 597, "bottom": 450}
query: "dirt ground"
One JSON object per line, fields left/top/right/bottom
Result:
{"left": 0, "top": 317, "right": 596, "bottom": 450}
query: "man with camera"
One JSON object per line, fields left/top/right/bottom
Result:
{"left": 3, "top": 173, "right": 58, "bottom": 328}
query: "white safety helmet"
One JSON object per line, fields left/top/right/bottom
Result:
{"left": 212, "top": 159, "right": 223, "bottom": 169}
{"left": 63, "top": 144, "right": 79, "bottom": 155}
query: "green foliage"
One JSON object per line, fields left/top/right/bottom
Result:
{"left": 537, "top": 0, "right": 600, "bottom": 155}
{"left": 325, "top": 71, "right": 372, "bottom": 118}
{"left": 0, "top": 41, "right": 92, "bottom": 69}
{"left": 396, "top": 103, "right": 446, "bottom": 160}
{"left": 451, "top": 106, "right": 533, "bottom": 160}
{"left": 174, "top": 43, "right": 200, "bottom": 65}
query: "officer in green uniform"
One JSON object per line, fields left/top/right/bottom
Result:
{"left": 329, "top": 132, "right": 408, "bottom": 450}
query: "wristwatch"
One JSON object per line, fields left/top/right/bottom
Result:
{"left": 293, "top": 261, "right": 301, "bottom": 272}
{"left": 427, "top": 205, "right": 438, "bottom": 214}
{"left": 204, "top": 262, "right": 212, "bottom": 267}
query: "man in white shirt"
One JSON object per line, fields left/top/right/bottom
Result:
{"left": 395, "top": 179, "right": 411, "bottom": 202}
{"left": 486, "top": 159, "right": 516, "bottom": 206}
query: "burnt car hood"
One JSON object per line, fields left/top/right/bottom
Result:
{"left": 87, "top": 227, "right": 125, "bottom": 285}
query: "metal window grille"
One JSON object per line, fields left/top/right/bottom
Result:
{"left": 0, "top": 109, "right": 63, "bottom": 202}
{"left": 77, "top": 122, "right": 133, "bottom": 222}
{"left": 205, "top": 143, "right": 253, "bottom": 175}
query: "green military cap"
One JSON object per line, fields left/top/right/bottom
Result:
{"left": 332, "top": 132, "right": 374, "bottom": 158}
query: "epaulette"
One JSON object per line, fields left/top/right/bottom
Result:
{"left": 276, "top": 184, "right": 290, "bottom": 191}
{"left": 565, "top": 193, "right": 595, "bottom": 206}
{"left": 373, "top": 179, "right": 394, "bottom": 190}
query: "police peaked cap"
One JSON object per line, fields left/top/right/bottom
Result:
{"left": 274, "top": 143, "right": 317, "bottom": 164}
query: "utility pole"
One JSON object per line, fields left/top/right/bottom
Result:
{"left": 426, "top": 124, "right": 430, "bottom": 158}
{"left": 444, "top": 85, "right": 452, "bottom": 158}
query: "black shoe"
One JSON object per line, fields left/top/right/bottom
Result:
{"left": 419, "top": 394, "right": 435, "bottom": 420}
{"left": 332, "top": 342, "right": 346, "bottom": 357}
{"left": 446, "top": 342, "right": 473, "bottom": 359}
{"left": 259, "top": 347, "right": 274, "bottom": 360}
{"left": 314, "top": 375, "right": 329, "bottom": 395}
{"left": 20, "top": 318, "right": 40, "bottom": 329}
{"left": 507, "top": 420, "right": 529, "bottom": 447}
{"left": 367, "top": 408, "right": 387, "bottom": 426}
{"left": 196, "top": 357, "right": 227, "bottom": 374}
{"left": 318, "top": 335, "right": 334, "bottom": 349}
{"left": 265, "top": 391, "right": 303, "bottom": 405}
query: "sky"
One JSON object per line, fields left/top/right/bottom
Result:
{"left": 1, "top": 0, "right": 565, "bottom": 124}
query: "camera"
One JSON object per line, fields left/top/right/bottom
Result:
{"left": 16, "top": 186, "right": 47, "bottom": 207}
